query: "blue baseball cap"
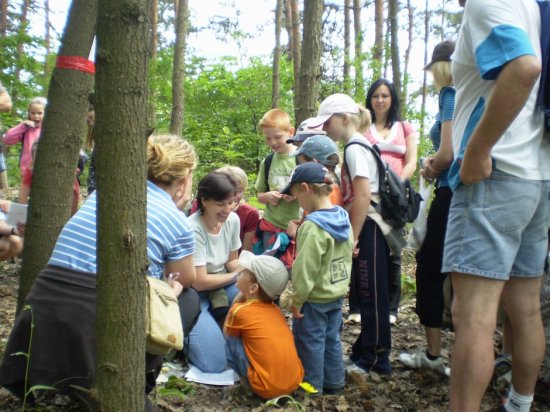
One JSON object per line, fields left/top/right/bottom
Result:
{"left": 291, "top": 134, "right": 339, "bottom": 166}
{"left": 281, "top": 162, "right": 331, "bottom": 195}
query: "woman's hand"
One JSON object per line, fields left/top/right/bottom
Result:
{"left": 14, "top": 223, "right": 25, "bottom": 237}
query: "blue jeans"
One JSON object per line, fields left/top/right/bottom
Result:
{"left": 292, "top": 299, "right": 344, "bottom": 393}
{"left": 187, "top": 283, "right": 238, "bottom": 373}
{"left": 350, "top": 219, "right": 392, "bottom": 374}
{"left": 225, "top": 336, "right": 251, "bottom": 389}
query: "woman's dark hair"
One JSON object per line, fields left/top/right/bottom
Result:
{"left": 196, "top": 171, "right": 238, "bottom": 213}
{"left": 365, "top": 78, "right": 401, "bottom": 129}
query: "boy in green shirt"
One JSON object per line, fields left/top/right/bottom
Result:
{"left": 281, "top": 162, "right": 353, "bottom": 395}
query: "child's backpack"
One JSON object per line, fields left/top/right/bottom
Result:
{"left": 343, "top": 140, "right": 422, "bottom": 229}
{"left": 538, "top": 0, "right": 550, "bottom": 132}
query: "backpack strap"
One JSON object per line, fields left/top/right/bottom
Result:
{"left": 343, "top": 140, "right": 387, "bottom": 207}
{"left": 263, "top": 152, "right": 274, "bottom": 192}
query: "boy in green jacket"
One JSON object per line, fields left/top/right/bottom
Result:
{"left": 281, "top": 162, "right": 353, "bottom": 395}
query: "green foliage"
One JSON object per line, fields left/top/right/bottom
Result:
{"left": 157, "top": 376, "right": 196, "bottom": 400}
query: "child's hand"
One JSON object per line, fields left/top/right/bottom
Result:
{"left": 265, "top": 191, "right": 283, "bottom": 206}
{"left": 292, "top": 306, "right": 304, "bottom": 319}
{"left": 0, "top": 199, "right": 10, "bottom": 213}
{"left": 23, "top": 120, "right": 36, "bottom": 128}
{"left": 353, "top": 239, "right": 360, "bottom": 258}
{"left": 15, "top": 223, "right": 25, "bottom": 237}
{"left": 286, "top": 219, "right": 301, "bottom": 238}
{"left": 281, "top": 194, "right": 295, "bottom": 203}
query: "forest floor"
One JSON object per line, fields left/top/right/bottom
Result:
{"left": 0, "top": 253, "right": 549, "bottom": 411}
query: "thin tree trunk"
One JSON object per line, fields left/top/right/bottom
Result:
{"left": 402, "top": 0, "right": 414, "bottom": 111}
{"left": 12, "top": 0, "right": 31, "bottom": 109}
{"left": 148, "top": 0, "right": 158, "bottom": 127}
{"left": 383, "top": 15, "right": 390, "bottom": 79}
{"left": 295, "top": 0, "right": 323, "bottom": 124}
{"left": 44, "top": 0, "right": 51, "bottom": 86}
{"left": 170, "top": 0, "right": 189, "bottom": 135}
{"left": 0, "top": 0, "right": 8, "bottom": 37}
{"left": 420, "top": 0, "right": 430, "bottom": 137}
{"left": 272, "top": 0, "right": 283, "bottom": 108}
{"left": 388, "top": 0, "right": 403, "bottom": 114}
{"left": 373, "top": 0, "right": 384, "bottom": 79}
{"left": 343, "top": 0, "right": 351, "bottom": 94}
{"left": 17, "top": 0, "right": 96, "bottom": 312}
{"left": 352, "top": 0, "right": 364, "bottom": 102}
{"left": 94, "top": 0, "right": 150, "bottom": 409}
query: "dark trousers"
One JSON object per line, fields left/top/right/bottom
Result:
{"left": 350, "top": 219, "right": 392, "bottom": 374}
{"left": 415, "top": 187, "right": 452, "bottom": 328}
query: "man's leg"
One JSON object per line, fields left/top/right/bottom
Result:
{"left": 449, "top": 273, "right": 504, "bottom": 411}
{"left": 500, "top": 277, "right": 544, "bottom": 395}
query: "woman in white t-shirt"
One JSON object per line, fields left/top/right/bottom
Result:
{"left": 187, "top": 171, "right": 242, "bottom": 373}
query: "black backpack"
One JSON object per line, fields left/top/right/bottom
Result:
{"left": 343, "top": 140, "right": 422, "bottom": 229}
{"left": 537, "top": 0, "right": 550, "bottom": 131}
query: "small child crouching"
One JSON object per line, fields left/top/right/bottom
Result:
{"left": 224, "top": 251, "right": 304, "bottom": 399}
{"left": 282, "top": 162, "right": 353, "bottom": 395}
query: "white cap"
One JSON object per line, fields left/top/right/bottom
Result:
{"left": 305, "top": 93, "right": 359, "bottom": 128}
{"left": 239, "top": 251, "right": 289, "bottom": 299}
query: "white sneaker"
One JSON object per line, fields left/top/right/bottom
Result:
{"left": 398, "top": 350, "right": 450, "bottom": 377}
{"left": 389, "top": 314, "right": 397, "bottom": 324}
{"left": 345, "top": 362, "right": 368, "bottom": 377}
{"left": 346, "top": 313, "right": 361, "bottom": 323}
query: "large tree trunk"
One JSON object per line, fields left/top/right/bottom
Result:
{"left": 0, "top": 0, "right": 9, "bottom": 37}
{"left": 295, "top": 0, "right": 323, "bottom": 124}
{"left": 388, "top": 0, "right": 403, "bottom": 114}
{"left": 16, "top": 0, "right": 96, "bottom": 313}
{"left": 272, "top": 0, "right": 283, "bottom": 108}
{"left": 170, "top": 0, "right": 189, "bottom": 135}
{"left": 373, "top": 0, "right": 384, "bottom": 79}
{"left": 343, "top": 0, "right": 351, "bottom": 94}
{"left": 352, "top": 0, "right": 364, "bottom": 102}
{"left": 94, "top": 0, "right": 150, "bottom": 409}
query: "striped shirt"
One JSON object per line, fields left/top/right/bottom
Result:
{"left": 49, "top": 180, "right": 195, "bottom": 279}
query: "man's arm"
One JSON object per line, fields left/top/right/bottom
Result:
{"left": 460, "top": 55, "right": 541, "bottom": 185}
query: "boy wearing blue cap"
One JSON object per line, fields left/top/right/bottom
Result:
{"left": 282, "top": 162, "right": 353, "bottom": 395}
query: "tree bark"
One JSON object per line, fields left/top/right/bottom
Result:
{"left": 343, "top": 0, "right": 350, "bottom": 94}
{"left": 0, "top": 0, "right": 8, "bottom": 37}
{"left": 420, "top": 0, "right": 430, "bottom": 137}
{"left": 290, "top": 0, "right": 301, "bottom": 120}
{"left": 94, "top": 0, "right": 150, "bottom": 409}
{"left": 170, "top": 0, "right": 189, "bottom": 135}
{"left": 44, "top": 0, "right": 51, "bottom": 85}
{"left": 352, "top": 0, "right": 364, "bottom": 102}
{"left": 373, "top": 0, "right": 384, "bottom": 79}
{"left": 402, "top": 0, "right": 414, "bottom": 112}
{"left": 295, "top": 0, "right": 323, "bottom": 124}
{"left": 388, "top": 0, "right": 403, "bottom": 114}
{"left": 272, "top": 0, "right": 283, "bottom": 108}
{"left": 16, "top": 0, "right": 96, "bottom": 313}
{"left": 148, "top": 0, "right": 158, "bottom": 127}
{"left": 11, "top": 0, "right": 30, "bottom": 109}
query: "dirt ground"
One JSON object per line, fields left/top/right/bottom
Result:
{"left": 0, "top": 256, "right": 548, "bottom": 412}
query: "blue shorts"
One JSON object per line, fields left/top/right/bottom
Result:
{"left": 442, "top": 169, "right": 550, "bottom": 280}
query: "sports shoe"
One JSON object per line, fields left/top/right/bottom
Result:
{"left": 389, "top": 314, "right": 397, "bottom": 324}
{"left": 346, "top": 313, "right": 361, "bottom": 323}
{"left": 345, "top": 361, "right": 369, "bottom": 377}
{"left": 398, "top": 350, "right": 450, "bottom": 376}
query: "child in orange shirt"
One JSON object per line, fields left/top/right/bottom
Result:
{"left": 224, "top": 251, "right": 304, "bottom": 399}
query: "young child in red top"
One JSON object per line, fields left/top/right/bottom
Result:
{"left": 224, "top": 251, "right": 304, "bottom": 399}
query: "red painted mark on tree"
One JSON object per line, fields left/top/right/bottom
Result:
{"left": 56, "top": 56, "right": 95, "bottom": 74}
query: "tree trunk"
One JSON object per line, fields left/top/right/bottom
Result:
{"left": 383, "top": 15, "right": 390, "bottom": 79}
{"left": 43, "top": 0, "right": 51, "bottom": 87}
{"left": 352, "top": 0, "right": 364, "bottom": 102}
{"left": 373, "top": 0, "right": 384, "bottom": 79}
{"left": 343, "top": 0, "right": 351, "bottom": 94}
{"left": 272, "top": 0, "right": 283, "bottom": 108}
{"left": 290, "top": 0, "right": 301, "bottom": 120}
{"left": 148, "top": 0, "right": 158, "bottom": 127}
{"left": 16, "top": 0, "right": 96, "bottom": 312}
{"left": 402, "top": 0, "right": 414, "bottom": 112}
{"left": 388, "top": 0, "right": 403, "bottom": 114}
{"left": 170, "top": 0, "right": 189, "bottom": 135}
{"left": 420, "top": 0, "right": 430, "bottom": 137}
{"left": 295, "top": 0, "right": 323, "bottom": 124}
{"left": 12, "top": 0, "right": 30, "bottom": 109}
{"left": 94, "top": 0, "right": 150, "bottom": 409}
{"left": 0, "top": 0, "right": 8, "bottom": 37}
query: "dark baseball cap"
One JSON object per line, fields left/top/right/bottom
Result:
{"left": 424, "top": 40, "right": 455, "bottom": 70}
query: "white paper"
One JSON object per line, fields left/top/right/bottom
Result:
{"left": 6, "top": 203, "right": 27, "bottom": 226}
{"left": 184, "top": 365, "right": 238, "bottom": 386}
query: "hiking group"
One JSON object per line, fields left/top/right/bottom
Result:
{"left": 0, "top": 0, "right": 550, "bottom": 411}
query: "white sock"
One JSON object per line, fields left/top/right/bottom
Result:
{"left": 504, "top": 385, "right": 533, "bottom": 412}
